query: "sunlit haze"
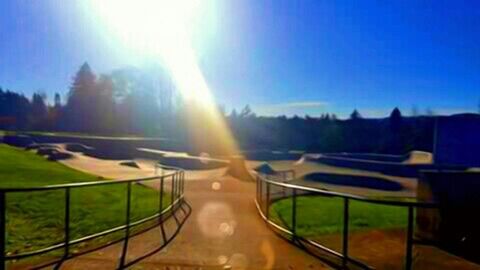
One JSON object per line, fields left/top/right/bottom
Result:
{"left": 87, "top": 0, "right": 238, "bottom": 154}
{"left": 88, "top": 0, "right": 209, "bottom": 104}
{"left": 1, "top": 1, "right": 480, "bottom": 117}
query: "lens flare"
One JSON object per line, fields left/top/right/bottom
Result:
{"left": 88, "top": 0, "right": 238, "bottom": 154}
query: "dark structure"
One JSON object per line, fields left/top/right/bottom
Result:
{"left": 434, "top": 114, "right": 480, "bottom": 167}
{"left": 417, "top": 171, "right": 480, "bottom": 263}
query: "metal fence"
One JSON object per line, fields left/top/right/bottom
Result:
{"left": 0, "top": 164, "right": 189, "bottom": 269}
{"left": 255, "top": 173, "right": 438, "bottom": 270}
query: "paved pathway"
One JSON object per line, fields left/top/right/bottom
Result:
{"left": 132, "top": 175, "right": 327, "bottom": 269}
{"left": 48, "top": 151, "right": 328, "bottom": 269}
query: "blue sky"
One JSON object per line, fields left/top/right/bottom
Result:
{"left": 1, "top": 1, "right": 479, "bottom": 118}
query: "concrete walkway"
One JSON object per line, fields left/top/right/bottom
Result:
{"left": 54, "top": 176, "right": 327, "bottom": 269}
{"left": 132, "top": 175, "right": 327, "bottom": 269}
{"left": 48, "top": 151, "right": 328, "bottom": 269}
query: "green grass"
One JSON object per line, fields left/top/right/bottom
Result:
{"left": 0, "top": 144, "right": 169, "bottom": 256}
{"left": 271, "top": 196, "right": 407, "bottom": 237}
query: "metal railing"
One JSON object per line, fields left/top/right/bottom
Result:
{"left": 0, "top": 164, "right": 189, "bottom": 269}
{"left": 255, "top": 173, "right": 438, "bottom": 270}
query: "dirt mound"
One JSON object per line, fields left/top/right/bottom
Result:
{"left": 35, "top": 146, "right": 73, "bottom": 161}
{"left": 36, "top": 147, "right": 60, "bottom": 156}
{"left": 119, "top": 160, "right": 141, "bottom": 169}
{"left": 253, "top": 162, "right": 277, "bottom": 175}
{"left": 226, "top": 156, "right": 254, "bottom": 181}
{"left": 25, "top": 143, "right": 59, "bottom": 151}
{"left": 47, "top": 151, "right": 73, "bottom": 161}
{"left": 65, "top": 143, "right": 94, "bottom": 153}
{"left": 403, "top": 151, "right": 433, "bottom": 164}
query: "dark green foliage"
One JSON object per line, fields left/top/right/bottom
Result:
{"left": 228, "top": 110, "right": 435, "bottom": 154}
{"left": 0, "top": 88, "right": 31, "bottom": 130}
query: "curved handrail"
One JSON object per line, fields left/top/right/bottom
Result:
{"left": 255, "top": 173, "right": 438, "bottom": 270}
{"left": 258, "top": 174, "right": 437, "bottom": 207}
{"left": 0, "top": 163, "right": 187, "bottom": 269}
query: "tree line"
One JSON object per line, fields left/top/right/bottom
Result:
{"left": 228, "top": 107, "right": 436, "bottom": 154}
{"left": 1, "top": 62, "right": 182, "bottom": 136}
{"left": 0, "top": 62, "right": 450, "bottom": 154}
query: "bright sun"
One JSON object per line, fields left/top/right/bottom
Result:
{"left": 88, "top": 0, "right": 239, "bottom": 154}
{"left": 88, "top": 0, "right": 214, "bottom": 106}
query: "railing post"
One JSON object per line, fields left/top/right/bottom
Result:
{"left": 159, "top": 175, "right": 167, "bottom": 243}
{"left": 119, "top": 182, "right": 132, "bottom": 268}
{"left": 259, "top": 176, "right": 263, "bottom": 205}
{"left": 266, "top": 182, "right": 270, "bottom": 219}
{"left": 291, "top": 189, "right": 297, "bottom": 238}
{"left": 63, "top": 187, "right": 71, "bottom": 259}
{"left": 172, "top": 173, "right": 176, "bottom": 202}
{"left": 405, "top": 206, "right": 414, "bottom": 270}
{"left": 159, "top": 176, "right": 165, "bottom": 217}
{"left": 181, "top": 171, "right": 185, "bottom": 195}
{"left": 0, "top": 192, "right": 6, "bottom": 270}
{"left": 342, "top": 198, "right": 350, "bottom": 268}
{"left": 182, "top": 171, "right": 185, "bottom": 198}
{"left": 176, "top": 172, "right": 180, "bottom": 200}
{"left": 255, "top": 175, "right": 258, "bottom": 201}
{"left": 171, "top": 174, "right": 175, "bottom": 206}
{"left": 179, "top": 172, "right": 183, "bottom": 199}
{"left": 176, "top": 172, "right": 181, "bottom": 199}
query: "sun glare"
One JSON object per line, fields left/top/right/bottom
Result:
{"left": 88, "top": 0, "right": 238, "bottom": 154}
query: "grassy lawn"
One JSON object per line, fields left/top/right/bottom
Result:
{"left": 0, "top": 144, "right": 169, "bottom": 256}
{"left": 271, "top": 196, "right": 407, "bottom": 236}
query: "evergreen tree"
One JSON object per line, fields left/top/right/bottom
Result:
{"left": 30, "top": 92, "right": 48, "bottom": 129}
{"left": 54, "top": 93, "right": 61, "bottom": 108}
{"left": 240, "top": 105, "right": 255, "bottom": 118}
{"left": 388, "top": 107, "right": 404, "bottom": 153}
{"left": 350, "top": 109, "right": 362, "bottom": 120}
{"left": 389, "top": 107, "right": 402, "bottom": 128}
{"left": 65, "top": 62, "right": 97, "bottom": 132}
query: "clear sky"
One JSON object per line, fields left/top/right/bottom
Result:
{"left": 1, "top": 1, "right": 479, "bottom": 118}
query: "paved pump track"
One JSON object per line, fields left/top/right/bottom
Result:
{"left": 5, "top": 146, "right": 327, "bottom": 269}
{"left": 5, "top": 147, "right": 479, "bottom": 269}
